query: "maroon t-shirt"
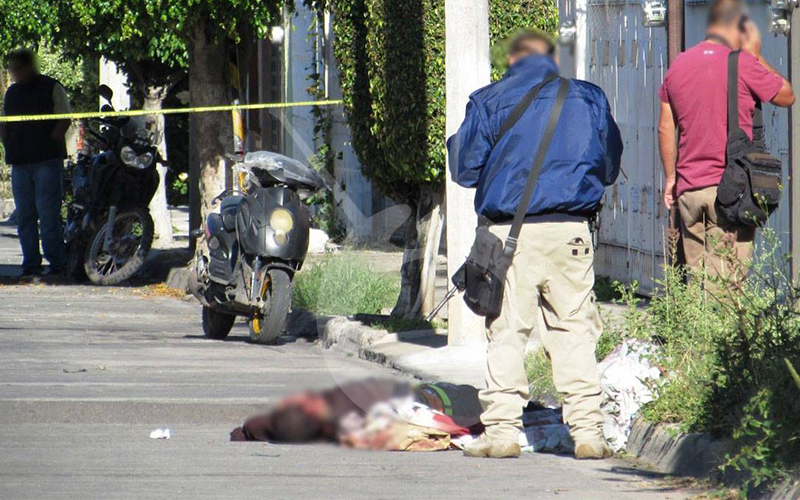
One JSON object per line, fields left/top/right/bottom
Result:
{"left": 658, "top": 41, "right": 783, "bottom": 198}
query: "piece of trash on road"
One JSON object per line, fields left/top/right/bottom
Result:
{"left": 150, "top": 428, "right": 171, "bottom": 440}
{"left": 63, "top": 368, "right": 87, "bottom": 374}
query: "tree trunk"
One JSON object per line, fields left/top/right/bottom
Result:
{"left": 188, "top": 22, "right": 232, "bottom": 234}
{"left": 391, "top": 189, "right": 443, "bottom": 319}
{"left": 142, "top": 86, "right": 173, "bottom": 245}
{"left": 420, "top": 191, "right": 444, "bottom": 317}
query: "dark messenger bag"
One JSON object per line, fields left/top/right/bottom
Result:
{"left": 452, "top": 76, "right": 570, "bottom": 320}
{"left": 715, "top": 51, "right": 782, "bottom": 228}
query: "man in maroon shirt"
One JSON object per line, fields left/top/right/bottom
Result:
{"left": 659, "top": 0, "right": 794, "bottom": 278}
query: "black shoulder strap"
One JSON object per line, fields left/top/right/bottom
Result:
{"left": 727, "top": 51, "right": 741, "bottom": 134}
{"left": 494, "top": 74, "right": 558, "bottom": 145}
{"left": 728, "top": 50, "right": 765, "bottom": 139}
{"left": 504, "top": 78, "right": 571, "bottom": 256}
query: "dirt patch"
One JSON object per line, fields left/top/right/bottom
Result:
{"left": 132, "top": 283, "right": 187, "bottom": 299}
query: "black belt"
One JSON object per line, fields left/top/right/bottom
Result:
{"left": 485, "top": 213, "right": 590, "bottom": 225}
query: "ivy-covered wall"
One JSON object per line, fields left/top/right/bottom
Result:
{"left": 322, "top": 0, "right": 558, "bottom": 203}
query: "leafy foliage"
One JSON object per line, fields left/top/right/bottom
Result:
{"left": 607, "top": 229, "right": 800, "bottom": 495}
{"left": 36, "top": 43, "right": 99, "bottom": 112}
{"left": 305, "top": 10, "right": 344, "bottom": 240}
{"left": 0, "top": 0, "right": 58, "bottom": 58}
{"left": 312, "top": 0, "right": 558, "bottom": 202}
{"left": 50, "top": 0, "right": 289, "bottom": 68}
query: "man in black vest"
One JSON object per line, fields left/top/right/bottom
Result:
{"left": 0, "top": 48, "right": 70, "bottom": 276}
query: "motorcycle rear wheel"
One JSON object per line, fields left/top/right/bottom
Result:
{"left": 202, "top": 306, "right": 236, "bottom": 340}
{"left": 84, "top": 206, "right": 154, "bottom": 285}
{"left": 249, "top": 269, "right": 292, "bottom": 345}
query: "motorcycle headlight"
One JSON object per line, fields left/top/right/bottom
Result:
{"left": 269, "top": 208, "right": 294, "bottom": 233}
{"left": 120, "top": 146, "right": 137, "bottom": 166}
{"left": 136, "top": 152, "right": 154, "bottom": 169}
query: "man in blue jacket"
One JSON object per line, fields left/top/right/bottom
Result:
{"left": 448, "top": 31, "right": 622, "bottom": 459}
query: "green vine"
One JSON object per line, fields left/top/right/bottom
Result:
{"left": 305, "top": 7, "right": 344, "bottom": 241}
{"left": 305, "top": 0, "right": 558, "bottom": 205}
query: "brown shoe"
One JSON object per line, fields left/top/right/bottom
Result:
{"left": 574, "top": 442, "right": 612, "bottom": 460}
{"left": 463, "top": 435, "right": 521, "bottom": 458}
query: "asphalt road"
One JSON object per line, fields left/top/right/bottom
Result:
{"left": 0, "top": 223, "right": 689, "bottom": 500}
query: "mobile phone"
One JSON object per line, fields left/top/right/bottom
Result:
{"left": 738, "top": 15, "right": 749, "bottom": 33}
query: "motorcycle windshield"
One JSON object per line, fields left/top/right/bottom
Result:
{"left": 241, "top": 151, "right": 328, "bottom": 190}
{"left": 120, "top": 116, "right": 162, "bottom": 147}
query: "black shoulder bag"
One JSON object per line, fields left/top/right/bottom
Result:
{"left": 715, "top": 51, "right": 782, "bottom": 228}
{"left": 452, "top": 76, "right": 570, "bottom": 320}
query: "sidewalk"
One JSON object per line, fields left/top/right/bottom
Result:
{"left": 319, "top": 302, "right": 630, "bottom": 389}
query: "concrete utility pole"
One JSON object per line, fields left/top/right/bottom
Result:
{"left": 445, "top": 0, "right": 490, "bottom": 346}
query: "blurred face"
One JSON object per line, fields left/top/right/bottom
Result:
{"left": 8, "top": 60, "right": 35, "bottom": 83}
{"left": 507, "top": 40, "right": 558, "bottom": 67}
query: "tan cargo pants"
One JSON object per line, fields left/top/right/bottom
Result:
{"left": 480, "top": 220, "right": 605, "bottom": 447}
{"left": 677, "top": 186, "right": 755, "bottom": 279}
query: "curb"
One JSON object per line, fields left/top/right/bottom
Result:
{"left": 319, "top": 315, "right": 486, "bottom": 386}
{"left": 624, "top": 418, "right": 731, "bottom": 477}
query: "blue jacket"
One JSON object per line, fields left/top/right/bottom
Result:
{"left": 447, "top": 55, "right": 623, "bottom": 220}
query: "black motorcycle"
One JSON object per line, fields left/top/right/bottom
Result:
{"left": 65, "top": 85, "right": 161, "bottom": 285}
{"left": 188, "top": 151, "right": 326, "bottom": 344}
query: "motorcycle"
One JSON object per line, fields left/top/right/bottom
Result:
{"left": 188, "top": 151, "right": 326, "bottom": 344}
{"left": 64, "top": 84, "right": 162, "bottom": 285}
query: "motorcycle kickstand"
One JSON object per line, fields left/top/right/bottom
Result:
{"left": 103, "top": 205, "right": 118, "bottom": 253}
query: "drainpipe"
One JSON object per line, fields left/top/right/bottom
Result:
{"left": 665, "top": 0, "right": 684, "bottom": 264}
{"left": 791, "top": 9, "right": 800, "bottom": 281}
{"left": 667, "top": 0, "right": 684, "bottom": 64}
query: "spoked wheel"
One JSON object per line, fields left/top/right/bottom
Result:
{"left": 249, "top": 269, "right": 292, "bottom": 345}
{"left": 202, "top": 306, "right": 236, "bottom": 340}
{"left": 84, "top": 207, "right": 154, "bottom": 285}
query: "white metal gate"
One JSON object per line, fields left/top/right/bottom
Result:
{"left": 565, "top": 0, "right": 669, "bottom": 292}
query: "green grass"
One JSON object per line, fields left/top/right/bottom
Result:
{"left": 594, "top": 275, "right": 623, "bottom": 302}
{"left": 292, "top": 254, "right": 400, "bottom": 316}
{"left": 525, "top": 328, "right": 622, "bottom": 406}
{"left": 525, "top": 348, "right": 563, "bottom": 405}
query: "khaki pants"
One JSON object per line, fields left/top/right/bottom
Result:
{"left": 677, "top": 186, "right": 755, "bottom": 278}
{"left": 480, "top": 221, "right": 605, "bottom": 447}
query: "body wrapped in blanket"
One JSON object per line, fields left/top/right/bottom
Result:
{"left": 230, "top": 379, "right": 484, "bottom": 450}
{"left": 230, "top": 378, "right": 574, "bottom": 453}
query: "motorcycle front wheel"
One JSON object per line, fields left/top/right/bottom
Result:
{"left": 249, "top": 268, "right": 292, "bottom": 345}
{"left": 84, "top": 206, "right": 154, "bottom": 285}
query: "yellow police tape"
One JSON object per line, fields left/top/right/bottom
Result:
{"left": 0, "top": 99, "right": 343, "bottom": 123}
